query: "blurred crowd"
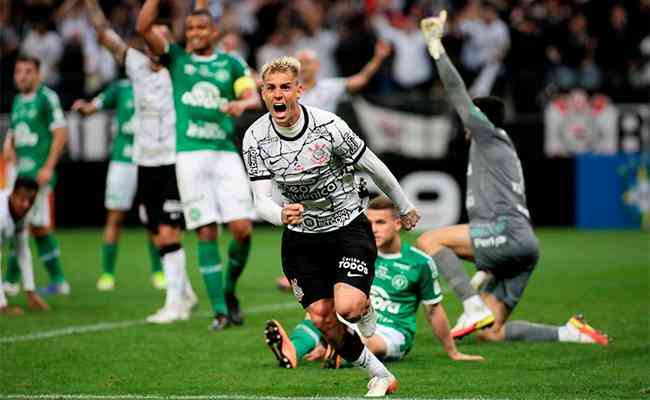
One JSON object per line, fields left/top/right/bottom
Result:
{"left": 1, "top": 0, "right": 649, "bottom": 114}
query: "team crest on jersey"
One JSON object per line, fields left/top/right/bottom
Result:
{"left": 215, "top": 69, "right": 230, "bottom": 82}
{"left": 184, "top": 64, "right": 197, "bottom": 75}
{"left": 13, "top": 123, "right": 38, "bottom": 146}
{"left": 391, "top": 274, "right": 408, "bottom": 290}
{"left": 290, "top": 279, "right": 304, "bottom": 302}
{"left": 309, "top": 142, "right": 329, "bottom": 166}
{"left": 189, "top": 207, "right": 202, "bottom": 222}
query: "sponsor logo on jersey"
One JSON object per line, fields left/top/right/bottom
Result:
{"left": 184, "top": 64, "right": 197, "bottom": 75}
{"left": 245, "top": 148, "right": 260, "bottom": 175}
{"left": 189, "top": 207, "right": 202, "bottom": 222}
{"left": 290, "top": 278, "right": 304, "bottom": 302}
{"left": 181, "top": 82, "right": 227, "bottom": 110}
{"left": 13, "top": 123, "right": 39, "bottom": 146}
{"left": 186, "top": 121, "right": 228, "bottom": 140}
{"left": 391, "top": 274, "right": 408, "bottom": 290}
{"left": 473, "top": 235, "right": 508, "bottom": 248}
{"left": 215, "top": 69, "right": 230, "bottom": 82}
{"left": 282, "top": 181, "right": 338, "bottom": 202}
{"left": 303, "top": 208, "right": 353, "bottom": 229}
{"left": 341, "top": 131, "right": 362, "bottom": 155}
{"left": 122, "top": 117, "right": 135, "bottom": 135}
{"left": 338, "top": 256, "right": 368, "bottom": 276}
{"left": 370, "top": 286, "right": 401, "bottom": 314}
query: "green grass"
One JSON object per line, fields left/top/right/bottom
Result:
{"left": 0, "top": 228, "right": 648, "bottom": 399}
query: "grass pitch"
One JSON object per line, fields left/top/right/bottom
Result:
{"left": 0, "top": 227, "right": 648, "bottom": 399}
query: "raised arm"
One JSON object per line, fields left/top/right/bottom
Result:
{"left": 85, "top": 0, "right": 127, "bottom": 64}
{"left": 424, "top": 303, "right": 483, "bottom": 361}
{"left": 136, "top": 0, "right": 167, "bottom": 56}
{"left": 345, "top": 40, "right": 391, "bottom": 94}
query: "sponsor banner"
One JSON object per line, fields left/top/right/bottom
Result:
{"left": 352, "top": 98, "right": 453, "bottom": 159}
{"left": 544, "top": 91, "right": 619, "bottom": 156}
{"left": 576, "top": 154, "right": 646, "bottom": 229}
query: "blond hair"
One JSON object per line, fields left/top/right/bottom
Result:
{"left": 260, "top": 56, "right": 301, "bottom": 82}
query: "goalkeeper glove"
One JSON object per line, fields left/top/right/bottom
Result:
{"left": 420, "top": 10, "right": 447, "bottom": 60}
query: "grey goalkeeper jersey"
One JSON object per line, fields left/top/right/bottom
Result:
{"left": 465, "top": 109, "right": 531, "bottom": 223}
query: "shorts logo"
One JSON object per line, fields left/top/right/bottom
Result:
{"left": 391, "top": 274, "right": 408, "bottom": 290}
{"left": 189, "top": 207, "right": 202, "bottom": 222}
{"left": 290, "top": 279, "right": 304, "bottom": 302}
{"left": 474, "top": 235, "right": 508, "bottom": 248}
{"left": 338, "top": 257, "right": 368, "bottom": 275}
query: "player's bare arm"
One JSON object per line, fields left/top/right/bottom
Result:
{"left": 425, "top": 303, "right": 484, "bottom": 361}
{"left": 37, "top": 126, "right": 68, "bottom": 186}
{"left": 3, "top": 131, "right": 15, "bottom": 163}
{"left": 136, "top": 0, "right": 167, "bottom": 56}
{"left": 71, "top": 99, "right": 98, "bottom": 116}
{"left": 222, "top": 87, "right": 261, "bottom": 117}
{"left": 84, "top": 0, "right": 127, "bottom": 65}
{"left": 346, "top": 40, "right": 392, "bottom": 93}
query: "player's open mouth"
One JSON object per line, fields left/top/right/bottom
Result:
{"left": 273, "top": 103, "right": 287, "bottom": 113}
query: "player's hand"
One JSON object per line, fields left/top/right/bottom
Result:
{"left": 374, "top": 39, "right": 392, "bottom": 60}
{"left": 305, "top": 343, "right": 328, "bottom": 361}
{"left": 420, "top": 10, "right": 447, "bottom": 59}
{"left": 400, "top": 208, "right": 420, "bottom": 231}
{"left": 27, "top": 291, "right": 50, "bottom": 311}
{"left": 221, "top": 101, "right": 247, "bottom": 118}
{"left": 0, "top": 305, "right": 24, "bottom": 316}
{"left": 282, "top": 203, "right": 304, "bottom": 225}
{"left": 71, "top": 99, "right": 92, "bottom": 115}
{"left": 448, "top": 350, "right": 484, "bottom": 362}
{"left": 36, "top": 166, "right": 53, "bottom": 186}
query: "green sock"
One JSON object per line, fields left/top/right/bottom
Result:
{"left": 148, "top": 240, "right": 162, "bottom": 274}
{"left": 290, "top": 319, "right": 322, "bottom": 360}
{"left": 102, "top": 243, "right": 118, "bottom": 275}
{"left": 35, "top": 234, "right": 65, "bottom": 283}
{"left": 224, "top": 238, "right": 251, "bottom": 296}
{"left": 198, "top": 240, "right": 227, "bottom": 315}
{"left": 4, "top": 250, "right": 21, "bottom": 284}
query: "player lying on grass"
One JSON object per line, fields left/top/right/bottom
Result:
{"left": 265, "top": 196, "right": 484, "bottom": 368}
{"left": 0, "top": 178, "right": 49, "bottom": 315}
{"left": 416, "top": 11, "right": 608, "bottom": 345}
{"left": 243, "top": 56, "right": 421, "bottom": 396}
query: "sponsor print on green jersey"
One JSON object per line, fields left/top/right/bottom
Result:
{"left": 10, "top": 86, "right": 65, "bottom": 184}
{"left": 95, "top": 79, "right": 135, "bottom": 163}
{"left": 163, "top": 43, "right": 251, "bottom": 153}
{"left": 370, "top": 243, "right": 443, "bottom": 352}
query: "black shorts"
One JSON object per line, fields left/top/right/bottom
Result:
{"left": 281, "top": 213, "right": 377, "bottom": 308}
{"left": 136, "top": 165, "right": 184, "bottom": 233}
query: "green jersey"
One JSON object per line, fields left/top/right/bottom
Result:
{"left": 10, "top": 85, "right": 66, "bottom": 184}
{"left": 94, "top": 79, "right": 135, "bottom": 163}
{"left": 371, "top": 242, "right": 443, "bottom": 351}
{"left": 162, "top": 43, "right": 252, "bottom": 153}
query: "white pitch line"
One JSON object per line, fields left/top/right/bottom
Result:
{"left": 0, "top": 394, "right": 509, "bottom": 400}
{"left": 0, "top": 301, "right": 297, "bottom": 344}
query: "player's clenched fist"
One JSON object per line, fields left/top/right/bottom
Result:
{"left": 420, "top": 10, "right": 447, "bottom": 59}
{"left": 400, "top": 209, "right": 421, "bottom": 231}
{"left": 282, "top": 203, "right": 304, "bottom": 225}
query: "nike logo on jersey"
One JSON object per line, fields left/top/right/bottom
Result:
{"left": 347, "top": 272, "right": 363, "bottom": 278}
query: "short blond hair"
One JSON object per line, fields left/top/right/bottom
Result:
{"left": 260, "top": 56, "right": 301, "bottom": 82}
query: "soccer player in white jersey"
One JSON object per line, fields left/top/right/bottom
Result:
{"left": 243, "top": 56, "right": 420, "bottom": 397}
{"left": 138, "top": 0, "right": 260, "bottom": 330}
{"left": 265, "top": 196, "right": 483, "bottom": 369}
{"left": 297, "top": 40, "right": 391, "bottom": 112}
{"left": 83, "top": 0, "right": 197, "bottom": 323}
{"left": 0, "top": 178, "right": 49, "bottom": 315}
{"left": 417, "top": 11, "right": 608, "bottom": 345}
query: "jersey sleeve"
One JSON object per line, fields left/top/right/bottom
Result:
{"left": 230, "top": 55, "right": 256, "bottom": 98}
{"left": 419, "top": 256, "right": 443, "bottom": 305}
{"left": 94, "top": 81, "right": 119, "bottom": 110}
{"left": 331, "top": 117, "right": 366, "bottom": 164}
{"left": 124, "top": 48, "right": 151, "bottom": 81}
{"left": 43, "top": 88, "right": 66, "bottom": 130}
{"left": 242, "top": 130, "right": 272, "bottom": 181}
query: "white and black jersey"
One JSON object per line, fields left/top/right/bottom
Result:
{"left": 243, "top": 105, "right": 367, "bottom": 233}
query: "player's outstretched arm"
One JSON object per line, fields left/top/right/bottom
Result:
{"left": 421, "top": 11, "right": 474, "bottom": 126}
{"left": 71, "top": 99, "right": 98, "bottom": 116}
{"left": 84, "top": 0, "right": 127, "bottom": 64}
{"left": 425, "top": 303, "right": 484, "bottom": 361}
{"left": 356, "top": 149, "right": 420, "bottom": 230}
{"left": 136, "top": 0, "right": 167, "bottom": 56}
{"left": 345, "top": 40, "right": 391, "bottom": 94}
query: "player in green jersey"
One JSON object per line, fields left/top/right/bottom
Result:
{"left": 2, "top": 55, "right": 70, "bottom": 297}
{"left": 265, "top": 196, "right": 483, "bottom": 368}
{"left": 138, "top": 0, "right": 260, "bottom": 330}
{"left": 72, "top": 80, "right": 165, "bottom": 291}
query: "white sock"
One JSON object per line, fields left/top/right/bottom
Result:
{"left": 0, "top": 269, "right": 7, "bottom": 308}
{"left": 463, "top": 294, "right": 485, "bottom": 311}
{"left": 353, "top": 347, "right": 392, "bottom": 378}
{"left": 162, "top": 249, "right": 185, "bottom": 307}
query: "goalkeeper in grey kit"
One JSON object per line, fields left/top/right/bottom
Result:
{"left": 416, "top": 11, "right": 608, "bottom": 346}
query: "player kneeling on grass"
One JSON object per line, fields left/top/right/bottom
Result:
{"left": 1, "top": 178, "right": 49, "bottom": 315}
{"left": 244, "top": 56, "right": 422, "bottom": 397}
{"left": 416, "top": 11, "right": 608, "bottom": 345}
{"left": 265, "top": 196, "right": 484, "bottom": 369}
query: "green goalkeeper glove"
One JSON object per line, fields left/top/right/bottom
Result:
{"left": 420, "top": 10, "right": 447, "bottom": 60}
